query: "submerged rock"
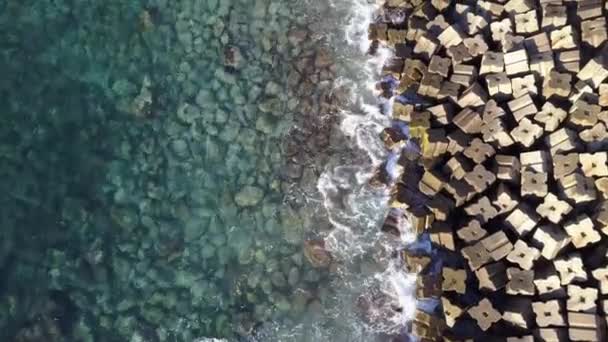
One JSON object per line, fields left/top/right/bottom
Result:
{"left": 177, "top": 103, "right": 202, "bottom": 124}
{"left": 110, "top": 206, "right": 139, "bottom": 231}
{"left": 275, "top": 297, "right": 291, "bottom": 312}
{"left": 234, "top": 186, "right": 264, "bottom": 207}
{"left": 278, "top": 208, "right": 305, "bottom": 244}
{"left": 264, "top": 81, "right": 281, "bottom": 96}
{"left": 270, "top": 271, "right": 286, "bottom": 287}
{"left": 171, "top": 139, "right": 189, "bottom": 157}
{"left": 0, "top": 0, "right": 347, "bottom": 338}
{"left": 303, "top": 239, "right": 332, "bottom": 268}
{"left": 112, "top": 79, "right": 137, "bottom": 97}
{"left": 223, "top": 46, "right": 242, "bottom": 69}
{"left": 15, "top": 317, "right": 63, "bottom": 342}
{"left": 258, "top": 97, "right": 282, "bottom": 113}
{"left": 184, "top": 219, "right": 205, "bottom": 242}
{"left": 130, "top": 76, "right": 153, "bottom": 117}
{"left": 314, "top": 48, "right": 333, "bottom": 68}
{"left": 287, "top": 267, "right": 300, "bottom": 286}
{"left": 255, "top": 113, "right": 276, "bottom": 134}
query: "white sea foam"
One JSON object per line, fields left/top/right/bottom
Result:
{"left": 249, "top": 0, "right": 417, "bottom": 340}
{"left": 315, "top": 0, "right": 417, "bottom": 337}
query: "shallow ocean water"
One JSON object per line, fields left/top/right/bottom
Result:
{"left": 0, "top": 0, "right": 414, "bottom": 341}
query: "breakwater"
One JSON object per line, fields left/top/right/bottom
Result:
{"left": 369, "top": 0, "right": 608, "bottom": 340}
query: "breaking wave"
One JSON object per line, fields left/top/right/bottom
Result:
{"left": 240, "top": 0, "right": 418, "bottom": 340}
{"left": 308, "top": 0, "right": 415, "bottom": 341}
{"left": 315, "top": 0, "right": 417, "bottom": 338}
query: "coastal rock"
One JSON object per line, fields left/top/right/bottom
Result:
{"left": 223, "top": 46, "right": 242, "bottom": 69}
{"left": 247, "top": 272, "right": 261, "bottom": 288}
{"left": 314, "top": 48, "right": 332, "bottom": 68}
{"left": 271, "top": 271, "right": 287, "bottom": 287}
{"left": 265, "top": 81, "right": 281, "bottom": 96}
{"left": 275, "top": 297, "right": 291, "bottom": 312}
{"left": 206, "top": 0, "right": 218, "bottom": 11}
{"left": 195, "top": 89, "right": 213, "bottom": 108}
{"left": 260, "top": 279, "right": 273, "bottom": 295}
{"left": 215, "top": 109, "right": 229, "bottom": 124}
{"left": 280, "top": 209, "right": 305, "bottom": 244}
{"left": 234, "top": 186, "right": 264, "bottom": 207}
{"left": 130, "top": 76, "right": 153, "bottom": 117}
{"left": 287, "top": 267, "right": 300, "bottom": 286}
{"left": 112, "top": 79, "right": 137, "bottom": 97}
{"left": 238, "top": 249, "right": 254, "bottom": 264}
{"left": 171, "top": 139, "right": 189, "bottom": 157}
{"left": 288, "top": 29, "right": 308, "bottom": 45}
{"left": 258, "top": 97, "right": 282, "bottom": 113}
{"left": 110, "top": 206, "right": 139, "bottom": 231}
{"left": 291, "top": 289, "right": 310, "bottom": 314}
{"left": 303, "top": 239, "right": 332, "bottom": 268}
{"left": 265, "top": 258, "right": 279, "bottom": 273}
{"left": 184, "top": 220, "right": 204, "bottom": 242}
{"left": 255, "top": 113, "right": 276, "bottom": 134}
{"left": 201, "top": 244, "right": 216, "bottom": 259}
{"left": 254, "top": 249, "right": 266, "bottom": 263}
{"left": 177, "top": 103, "right": 202, "bottom": 124}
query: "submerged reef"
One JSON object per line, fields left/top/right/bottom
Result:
{"left": 0, "top": 0, "right": 357, "bottom": 340}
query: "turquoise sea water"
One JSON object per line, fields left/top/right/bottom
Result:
{"left": 0, "top": 0, "right": 413, "bottom": 341}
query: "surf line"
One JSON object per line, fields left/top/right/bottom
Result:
{"left": 365, "top": 1, "right": 447, "bottom": 340}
